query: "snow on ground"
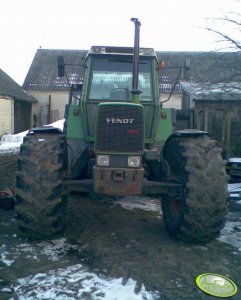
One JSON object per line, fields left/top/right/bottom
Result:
{"left": 218, "top": 186, "right": 241, "bottom": 250}
{"left": 14, "top": 265, "right": 159, "bottom": 300}
{"left": 0, "top": 120, "right": 64, "bottom": 152}
{"left": 116, "top": 195, "right": 162, "bottom": 215}
{"left": 0, "top": 131, "right": 26, "bottom": 152}
{"left": 0, "top": 236, "right": 159, "bottom": 300}
{"left": 0, "top": 224, "right": 159, "bottom": 300}
{"left": 218, "top": 212, "right": 241, "bottom": 252}
{"left": 0, "top": 237, "right": 77, "bottom": 267}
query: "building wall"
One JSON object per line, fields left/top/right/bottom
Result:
{"left": 195, "top": 101, "right": 241, "bottom": 157}
{"left": 30, "top": 90, "right": 183, "bottom": 126}
{"left": 0, "top": 96, "right": 14, "bottom": 136}
{"left": 160, "top": 93, "right": 182, "bottom": 110}
{"left": 28, "top": 91, "right": 69, "bottom": 125}
{"left": 160, "top": 93, "right": 190, "bottom": 129}
{"left": 14, "top": 100, "right": 32, "bottom": 134}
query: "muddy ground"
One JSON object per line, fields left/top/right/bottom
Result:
{"left": 1, "top": 152, "right": 241, "bottom": 299}
{"left": 67, "top": 195, "right": 241, "bottom": 299}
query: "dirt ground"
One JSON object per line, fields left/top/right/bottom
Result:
{"left": 67, "top": 195, "right": 241, "bottom": 299}
{"left": 1, "top": 152, "right": 241, "bottom": 299}
{"left": 0, "top": 195, "right": 241, "bottom": 299}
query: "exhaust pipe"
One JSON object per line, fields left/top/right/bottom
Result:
{"left": 131, "top": 18, "right": 142, "bottom": 103}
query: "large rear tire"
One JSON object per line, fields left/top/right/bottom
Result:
{"left": 162, "top": 134, "right": 228, "bottom": 243}
{"left": 16, "top": 133, "right": 66, "bottom": 239}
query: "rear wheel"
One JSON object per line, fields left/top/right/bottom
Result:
{"left": 162, "top": 134, "right": 228, "bottom": 243}
{"left": 16, "top": 132, "right": 66, "bottom": 239}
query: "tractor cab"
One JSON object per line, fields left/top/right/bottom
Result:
{"left": 81, "top": 46, "right": 161, "bottom": 143}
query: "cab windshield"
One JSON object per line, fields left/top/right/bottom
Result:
{"left": 89, "top": 57, "right": 152, "bottom": 101}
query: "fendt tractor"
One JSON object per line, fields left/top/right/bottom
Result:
{"left": 16, "top": 19, "right": 227, "bottom": 243}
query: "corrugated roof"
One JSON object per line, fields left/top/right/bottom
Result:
{"left": 23, "top": 48, "right": 241, "bottom": 94}
{"left": 23, "top": 49, "right": 87, "bottom": 91}
{"left": 157, "top": 51, "right": 241, "bottom": 93}
{"left": 180, "top": 81, "right": 241, "bottom": 101}
{"left": 0, "top": 69, "right": 37, "bottom": 103}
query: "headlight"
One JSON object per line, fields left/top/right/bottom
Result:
{"left": 128, "top": 156, "right": 141, "bottom": 168}
{"left": 97, "top": 155, "right": 110, "bottom": 166}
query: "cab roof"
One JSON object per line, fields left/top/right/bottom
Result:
{"left": 89, "top": 46, "right": 156, "bottom": 57}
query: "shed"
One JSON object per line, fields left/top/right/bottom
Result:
{"left": 157, "top": 51, "right": 241, "bottom": 109}
{"left": 0, "top": 69, "right": 37, "bottom": 137}
{"left": 181, "top": 81, "right": 241, "bottom": 157}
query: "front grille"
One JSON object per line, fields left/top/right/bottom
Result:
{"left": 95, "top": 104, "right": 144, "bottom": 153}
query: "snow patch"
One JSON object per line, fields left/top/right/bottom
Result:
{"left": 218, "top": 212, "right": 241, "bottom": 251}
{"left": 0, "top": 119, "right": 64, "bottom": 151}
{"left": 0, "top": 253, "right": 14, "bottom": 266}
{"left": 37, "top": 238, "right": 78, "bottom": 262}
{"left": 0, "top": 238, "right": 77, "bottom": 267}
{"left": 116, "top": 196, "right": 162, "bottom": 214}
{"left": 15, "top": 264, "right": 159, "bottom": 300}
{"left": 0, "top": 245, "right": 15, "bottom": 266}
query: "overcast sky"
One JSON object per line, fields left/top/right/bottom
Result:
{"left": 0, "top": 0, "right": 240, "bottom": 85}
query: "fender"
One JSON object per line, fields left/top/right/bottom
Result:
{"left": 27, "top": 126, "right": 63, "bottom": 135}
{"left": 170, "top": 129, "right": 208, "bottom": 138}
{"left": 163, "top": 129, "right": 208, "bottom": 156}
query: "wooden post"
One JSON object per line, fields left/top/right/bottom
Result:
{"left": 204, "top": 108, "right": 208, "bottom": 132}
{"left": 221, "top": 113, "right": 226, "bottom": 145}
{"left": 182, "top": 59, "right": 191, "bottom": 127}
{"left": 226, "top": 111, "right": 231, "bottom": 157}
{"left": 195, "top": 108, "right": 200, "bottom": 130}
{"left": 48, "top": 95, "right": 52, "bottom": 124}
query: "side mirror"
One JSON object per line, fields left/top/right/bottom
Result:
{"left": 57, "top": 55, "right": 65, "bottom": 77}
{"left": 72, "top": 83, "right": 83, "bottom": 93}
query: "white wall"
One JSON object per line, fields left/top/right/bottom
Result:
{"left": 29, "top": 90, "right": 183, "bottom": 126}
{"left": 28, "top": 91, "right": 69, "bottom": 125}
{"left": 160, "top": 93, "right": 182, "bottom": 109}
{"left": 0, "top": 96, "right": 14, "bottom": 136}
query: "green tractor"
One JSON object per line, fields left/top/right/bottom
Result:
{"left": 16, "top": 19, "right": 227, "bottom": 242}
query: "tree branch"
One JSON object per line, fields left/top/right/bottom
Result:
{"left": 206, "top": 27, "right": 241, "bottom": 50}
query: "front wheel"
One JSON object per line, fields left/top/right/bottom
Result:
{"left": 16, "top": 132, "right": 67, "bottom": 239}
{"left": 162, "top": 134, "right": 228, "bottom": 243}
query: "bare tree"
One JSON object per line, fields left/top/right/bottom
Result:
{"left": 158, "top": 9, "right": 241, "bottom": 101}
{"left": 189, "top": 10, "right": 241, "bottom": 95}
{"left": 206, "top": 12, "right": 241, "bottom": 52}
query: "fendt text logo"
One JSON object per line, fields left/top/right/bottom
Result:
{"left": 106, "top": 118, "right": 134, "bottom": 124}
